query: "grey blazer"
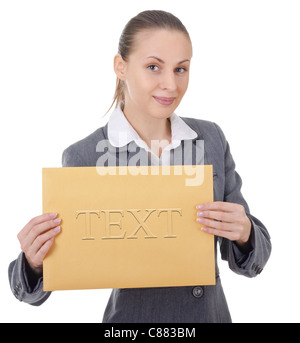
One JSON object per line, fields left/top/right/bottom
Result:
{"left": 8, "top": 117, "right": 271, "bottom": 323}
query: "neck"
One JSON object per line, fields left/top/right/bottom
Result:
{"left": 122, "top": 103, "right": 172, "bottom": 158}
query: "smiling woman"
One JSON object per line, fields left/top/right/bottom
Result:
{"left": 8, "top": 9, "right": 271, "bottom": 323}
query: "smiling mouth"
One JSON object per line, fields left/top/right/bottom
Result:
{"left": 153, "top": 96, "right": 176, "bottom": 106}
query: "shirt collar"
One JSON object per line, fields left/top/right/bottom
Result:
{"left": 107, "top": 103, "right": 197, "bottom": 148}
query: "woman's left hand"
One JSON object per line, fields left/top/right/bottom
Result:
{"left": 196, "top": 201, "right": 252, "bottom": 248}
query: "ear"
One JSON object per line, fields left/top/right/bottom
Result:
{"left": 114, "top": 54, "right": 127, "bottom": 81}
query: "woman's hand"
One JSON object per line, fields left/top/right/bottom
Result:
{"left": 17, "top": 213, "right": 61, "bottom": 275}
{"left": 196, "top": 201, "right": 252, "bottom": 248}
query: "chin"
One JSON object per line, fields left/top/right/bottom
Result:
{"left": 148, "top": 106, "right": 174, "bottom": 119}
{"left": 149, "top": 100, "right": 179, "bottom": 117}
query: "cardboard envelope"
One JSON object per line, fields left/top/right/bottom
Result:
{"left": 42, "top": 165, "right": 215, "bottom": 291}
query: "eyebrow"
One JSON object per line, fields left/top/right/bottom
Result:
{"left": 146, "top": 56, "right": 190, "bottom": 64}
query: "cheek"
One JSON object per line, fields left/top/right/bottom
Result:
{"left": 138, "top": 73, "right": 157, "bottom": 91}
{"left": 177, "top": 78, "right": 189, "bottom": 97}
{"left": 127, "top": 72, "right": 155, "bottom": 98}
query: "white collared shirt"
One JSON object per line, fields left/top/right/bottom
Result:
{"left": 107, "top": 104, "right": 197, "bottom": 165}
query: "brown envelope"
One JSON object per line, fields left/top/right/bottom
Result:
{"left": 42, "top": 165, "right": 215, "bottom": 291}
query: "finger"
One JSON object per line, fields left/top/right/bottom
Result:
{"left": 196, "top": 201, "right": 238, "bottom": 213}
{"left": 196, "top": 216, "right": 232, "bottom": 230}
{"left": 35, "top": 237, "right": 55, "bottom": 264}
{"left": 27, "top": 226, "right": 61, "bottom": 258}
{"left": 201, "top": 226, "right": 239, "bottom": 241}
{"left": 22, "top": 217, "right": 61, "bottom": 250}
{"left": 197, "top": 210, "right": 233, "bottom": 223}
{"left": 18, "top": 212, "right": 58, "bottom": 242}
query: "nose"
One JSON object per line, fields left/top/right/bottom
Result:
{"left": 159, "top": 71, "right": 177, "bottom": 91}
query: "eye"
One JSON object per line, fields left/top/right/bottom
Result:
{"left": 147, "top": 64, "right": 159, "bottom": 72}
{"left": 176, "top": 67, "right": 187, "bottom": 73}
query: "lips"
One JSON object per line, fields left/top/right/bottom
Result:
{"left": 153, "top": 96, "right": 176, "bottom": 106}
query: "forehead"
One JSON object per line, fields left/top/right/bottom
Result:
{"left": 129, "top": 29, "right": 193, "bottom": 61}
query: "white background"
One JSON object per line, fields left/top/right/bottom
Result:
{"left": 1, "top": 0, "right": 299, "bottom": 323}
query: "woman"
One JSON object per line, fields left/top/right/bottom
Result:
{"left": 8, "top": 10, "right": 271, "bottom": 323}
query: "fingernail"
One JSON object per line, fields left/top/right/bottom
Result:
{"left": 201, "top": 227, "right": 208, "bottom": 232}
{"left": 53, "top": 218, "right": 61, "bottom": 225}
{"left": 197, "top": 212, "right": 204, "bottom": 217}
{"left": 53, "top": 226, "right": 61, "bottom": 233}
{"left": 196, "top": 205, "right": 204, "bottom": 210}
{"left": 197, "top": 218, "right": 204, "bottom": 223}
{"left": 50, "top": 212, "right": 57, "bottom": 218}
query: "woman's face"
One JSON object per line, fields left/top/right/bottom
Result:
{"left": 117, "top": 29, "right": 193, "bottom": 120}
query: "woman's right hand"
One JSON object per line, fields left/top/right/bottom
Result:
{"left": 17, "top": 213, "right": 61, "bottom": 275}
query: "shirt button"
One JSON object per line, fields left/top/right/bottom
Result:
{"left": 192, "top": 286, "right": 203, "bottom": 298}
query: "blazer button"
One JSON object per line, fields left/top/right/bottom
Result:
{"left": 257, "top": 267, "right": 263, "bottom": 274}
{"left": 192, "top": 286, "right": 204, "bottom": 298}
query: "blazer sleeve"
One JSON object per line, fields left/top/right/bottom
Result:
{"left": 214, "top": 123, "right": 272, "bottom": 278}
{"left": 8, "top": 252, "right": 51, "bottom": 306}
